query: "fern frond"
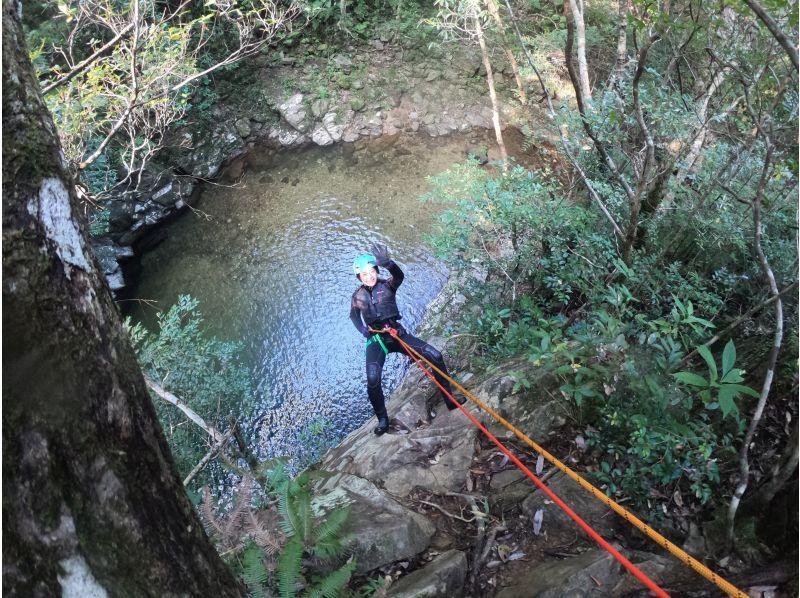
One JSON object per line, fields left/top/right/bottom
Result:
{"left": 304, "top": 560, "right": 357, "bottom": 598}
{"left": 277, "top": 483, "right": 298, "bottom": 536}
{"left": 240, "top": 542, "right": 270, "bottom": 598}
{"left": 295, "top": 490, "right": 313, "bottom": 542}
{"left": 224, "top": 475, "right": 253, "bottom": 537}
{"left": 278, "top": 535, "right": 303, "bottom": 598}
{"left": 312, "top": 507, "right": 350, "bottom": 546}
{"left": 311, "top": 535, "right": 343, "bottom": 560}
{"left": 199, "top": 486, "right": 225, "bottom": 539}
{"left": 247, "top": 510, "right": 285, "bottom": 556}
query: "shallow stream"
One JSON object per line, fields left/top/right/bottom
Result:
{"left": 128, "top": 131, "right": 498, "bottom": 466}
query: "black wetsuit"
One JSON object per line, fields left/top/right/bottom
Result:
{"left": 350, "top": 260, "right": 456, "bottom": 420}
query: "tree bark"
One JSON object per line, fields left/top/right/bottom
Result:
{"left": 1, "top": 2, "right": 245, "bottom": 595}
{"left": 484, "top": 0, "right": 527, "bottom": 105}
{"left": 475, "top": 12, "right": 508, "bottom": 170}
{"left": 566, "top": 0, "right": 593, "bottom": 110}
{"left": 726, "top": 145, "right": 785, "bottom": 547}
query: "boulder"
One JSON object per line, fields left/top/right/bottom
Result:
{"left": 90, "top": 237, "right": 134, "bottom": 292}
{"left": 234, "top": 118, "right": 251, "bottom": 138}
{"left": 311, "top": 473, "right": 435, "bottom": 574}
{"left": 277, "top": 93, "right": 310, "bottom": 133}
{"left": 496, "top": 549, "right": 621, "bottom": 597}
{"left": 311, "top": 98, "right": 330, "bottom": 118}
{"left": 387, "top": 550, "right": 468, "bottom": 597}
{"left": 311, "top": 125, "right": 334, "bottom": 146}
{"left": 521, "top": 473, "right": 618, "bottom": 539}
{"left": 489, "top": 468, "right": 533, "bottom": 513}
{"left": 322, "top": 111, "right": 344, "bottom": 142}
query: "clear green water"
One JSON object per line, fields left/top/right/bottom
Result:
{"left": 128, "top": 131, "right": 496, "bottom": 466}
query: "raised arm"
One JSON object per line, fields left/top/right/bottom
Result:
{"left": 372, "top": 243, "right": 404, "bottom": 290}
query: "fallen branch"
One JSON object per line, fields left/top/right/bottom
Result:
{"left": 144, "top": 376, "right": 224, "bottom": 444}
{"left": 417, "top": 499, "right": 476, "bottom": 522}
{"left": 183, "top": 427, "right": 236, "bottom": 486}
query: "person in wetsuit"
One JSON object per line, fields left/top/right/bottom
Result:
{"left": 350, "top": 243, "right": 463, "bottom": 435}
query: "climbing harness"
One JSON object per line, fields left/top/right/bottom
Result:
{"left": 373, "top": 327, "right": 748, "bottom": 598}
{"left": 365, "top": 332, "right": 389, "bottom": 356}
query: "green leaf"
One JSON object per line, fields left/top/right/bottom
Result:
{"left": 723, "top": 383, "right": 761, "bottom": 398}
{"left": 673, "top": 372, "right": 709, "bottom": 387}
{"left": 718, "top": 386, "right": 738, "bottom": 419}
{"left": 696, "top": 345, "right": 718, "bottom": 382}
{"left": 721, "top": 368, "right": 744, "bottom": 384}
{"left": 721, "top": 340, "right": 736, "bottom": 376}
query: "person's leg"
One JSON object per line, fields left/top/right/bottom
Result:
{"left": 365, "top": 339, "right": 389, "bottom": 434}
{"left": 399, "top": 332, "right": 464, "bottom": 410}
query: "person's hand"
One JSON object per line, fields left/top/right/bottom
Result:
{"left": 371, "top": 243, "right": 390, "bottom": 267}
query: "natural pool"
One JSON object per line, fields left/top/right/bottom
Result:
{"left": 127, "top": 131, "right": 498, "bottom": 467}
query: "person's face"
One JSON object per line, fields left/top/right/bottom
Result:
{"left": 358, "top": 267, "right": 378, "bottom": 287}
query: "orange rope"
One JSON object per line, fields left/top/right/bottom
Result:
{"left": 379, "top": 328, "right": 747, "bottom": 598}
{"left": 375, "top": 328, "right": 668, "bottom": 596}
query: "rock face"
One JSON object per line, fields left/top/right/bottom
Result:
{"left": 495, "top": 549, "right": 621, "bottom": 597}
{"left": 387, "top": 550, "right": 468, "bottom": 597}
{"left": 521, "top": 473, "right": 618, "bottom": 539}
{"left": 311, "top": 473, "right": 435, "bottom": 575}
{"left": 321, "top": 366, "right": 477, "bottom": 499}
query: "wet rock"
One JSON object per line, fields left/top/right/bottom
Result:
{"left": 496, "top": 549, "right": 620, "bottom": 597}
{"left": 311, "top": 473, "right": 435, "bottom": 575}
{"left": 387, "top": 550, "right": 468, "bottom": 597}
{"left": 106, "top": 198, "right": 135, "bottom": 233}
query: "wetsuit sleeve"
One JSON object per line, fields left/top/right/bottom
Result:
{"left": 386, "top": 260, "right": 404, "bottom": 291}
{"left": 350, "top": 293, "right": 369, "bottom": 338}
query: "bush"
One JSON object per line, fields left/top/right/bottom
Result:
{"left": 126, "top": 295, "right": 253, "bottom": 488}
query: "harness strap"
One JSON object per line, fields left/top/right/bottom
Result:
{"left": 365, "top": 333, "right": 389, "bottom": 356}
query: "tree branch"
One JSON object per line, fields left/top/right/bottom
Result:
{"left": 144, "top": 376, "right": 225, "bottom": 444}
{"left": 41, "top": 22, "right": 135, "bottom": 95}
{"left": 502, "top": 0, "right": 624, "bottom": 239}
{"left": 742, "top": 0, "right": 798, "bottom": 70}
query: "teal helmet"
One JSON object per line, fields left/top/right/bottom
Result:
{"left": 353, "top": 253, "right": 377, "bottom": 277}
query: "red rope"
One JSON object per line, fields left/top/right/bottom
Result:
{"left": 386, "top": 328, "right": 670, "bottom": 598}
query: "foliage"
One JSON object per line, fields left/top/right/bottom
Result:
{"left": 422, "top": 160, "right": 779, "bottom": 517}
{"left": 235, "top": 463, "right": 357, "bottom": 597}
{"left": 126, "top": 295, "right": 253, "bottom": 487}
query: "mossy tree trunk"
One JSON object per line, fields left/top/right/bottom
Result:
{"left": 1, "top": 1, "right": 244, "bottom": 595}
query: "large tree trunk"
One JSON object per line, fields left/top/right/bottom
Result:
{"left": 1, "top": 2, "right": 244, "bottom": 595}
{"left": 566, "top": 0, "right": 593, "bottom": 109}
{"left": 484, "top": 0, "right": 527, "bottom": 105}
{"left": 475, "top": 12, "right": 508, "bottom": 170}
